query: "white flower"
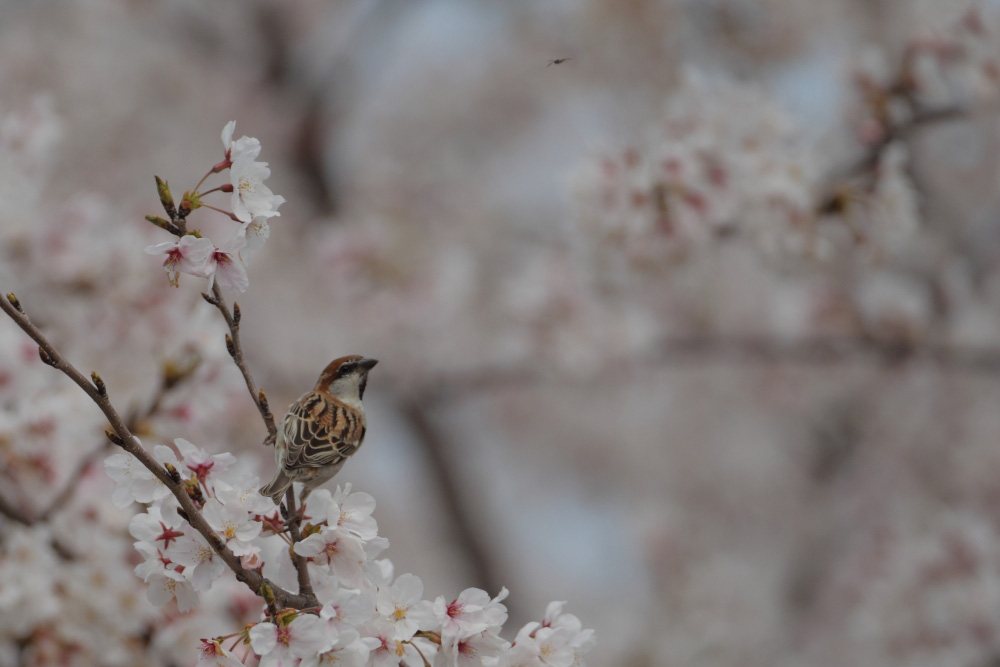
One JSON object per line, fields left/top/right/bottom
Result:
{"left": 361, "top": 617, "right": 406, "bottom": 667}
{"left": 327, "top": 484, "right": 378, "bottom": 541}
{"left": 171, "top": 530, "right": 226, "bottom": 591}
{"left": 104, "top": 445, "right": 170, "bottom": 508}
{"left": 146, "top": 569, "right": 198, "bottom": 612}
{"left": 376, "top": 573, "right": 433, "bottom": 640}
{"left": 214, "top": 471, "right": 276, "bottom": 514}
{"left": 250, "top": 615, "right": 337, "bottom": 666}
{"left": 319, "top": 584, "right": 376, "bottom": 632}
{"left": 174, "top": 438, "right": 236, "bottom": 488}
{"left": 144, "top": 235, "right": 214, "bottom": 287}
{"left": 128, "top": 506, "right": 186, "bottom": 554}
{"left": 294, "top": 526, "right": 367, "bottom": 588}
{"left": 204, "top": 235, "right": 249, "bottom": 293}
{"left": 221, "top": 120, "right": 262, "bottom": 164}
{"left": 202, "top": 498, "right": 260, "bottom": 555}
{"left": 435, "top": 631, "right": 508, "bottom": 667}
{"left": 238, "top": 217, "right": 271, "bottom": 259}
{"left": 230, "top": 149, "right": 285, "bottom": 223}
{"left": 433, "top": 587, "right": 509, "bottom": 646}
{"left": 197, "top": 639, "right": 245, "bottom": 667}
{"left": 302, "top": 629, "right": 374, "bottom": 667}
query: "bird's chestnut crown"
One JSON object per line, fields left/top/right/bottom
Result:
{"left": 315, "top": 355, "right": 378, "bottom": 400}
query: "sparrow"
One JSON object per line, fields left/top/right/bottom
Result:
{"left": 260, "top": 355, "right": 378, "bottom": 504}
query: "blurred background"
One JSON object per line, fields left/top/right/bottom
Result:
{"left": 4, "top": 0, "right": 1000, "bottom": 665}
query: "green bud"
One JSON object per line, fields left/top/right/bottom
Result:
{"left": 155, "top": 176, "right": 177, "bottom": 219}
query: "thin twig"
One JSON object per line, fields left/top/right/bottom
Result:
{"left": 283, "top": 487, "right": 314, "bottom": 599}
{"left": 0, "top": 292, "right": 317, "bottom": 610}
{"left": 0, "top": 492, "right": 32, "bottom": 526}
{"left": 204, "top": 284, "right": 278, "bottom": 447}
{"left": 36, "top": 442, "right": 111, "bottom": 522}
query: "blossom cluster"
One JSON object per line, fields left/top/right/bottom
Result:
{"left": 109, "top": 436, "right": 594, "bottom": 667}
{"left": 144, "top": 121, "right": 284, "bottom": 293}
{"left": 850, "top": 6, "right": 1000, "bottom": 147}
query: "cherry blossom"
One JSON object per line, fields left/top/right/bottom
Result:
{"left": 249, "top": 614, "right": 337, "bottom": 667}
{"left": 294, "top": 526, "right": 368, "bottom": 588}
{"left": 144, "top": 235, "right": 214, "bottom": 287}
{"left": 146, "top": 569, "right": 199, "bottom": 612}
{"left": 375, "top": 573, "right": 434, "bottom": 639}
{"left": 202, "top": 498, "right": 261, "bottom": 556}
{"left": 204, "top": 235, "right": 249, "bottom": 293}
{"left": 230, "top": 149, "right": 285, "bottom": 223}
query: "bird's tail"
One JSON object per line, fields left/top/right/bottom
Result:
{"left": 260, "top": 469, "right": 292, "bottom": 504}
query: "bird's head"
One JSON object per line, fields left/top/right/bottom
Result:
{"left": 315, "top": 355, "right": 378, "bottom": 405}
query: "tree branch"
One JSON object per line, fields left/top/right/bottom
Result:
{"left": 283, "top": 487, "right": 314, "bottom": 599}
{"left": 202, "top": 284, "right": 278, "bottom": 447}
{"left": 0, "top": 292, "right": 317, "bottom": 610}
{"left": 417, "top": 335, "right": 1000, "bottom": 402}
{"left": 400, "top": 401, "right": 505, "bottom": 597}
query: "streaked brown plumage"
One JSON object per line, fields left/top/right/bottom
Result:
{"left": 260, "top": 355, "right": 377, "bottom": 504}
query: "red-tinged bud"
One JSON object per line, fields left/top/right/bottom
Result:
{"left": 38, "top": 347, "right": 55, "bottom": 366}
{"left": 5, "top": 293, "right": 21, "bottom": 312}
{"left": 212, "top": 158, "right": 231, "bottom": 174}
{"left": 105, "top": 429, "right": 124, "bottom": 447}
{"left": 221, "top": 183, "right": 234, "bottom": 193}
{"left": 178, "top": 190, "right": 202, "bottom": 219}
{"left": 155, "top": 176, "right": 177, "bottom": 220}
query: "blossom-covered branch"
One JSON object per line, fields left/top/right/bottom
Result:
{"left": 0, "top": 292, "right": 316, "bottom": 611}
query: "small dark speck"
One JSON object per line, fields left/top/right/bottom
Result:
{"left": 547, "top": 58, "right": 571, "bottom": 67}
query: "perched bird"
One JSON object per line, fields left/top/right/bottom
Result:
{"left": 260, "top": 355, "right": 378, "bottom": 504}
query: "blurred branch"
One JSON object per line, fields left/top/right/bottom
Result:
{"left": 419, "top": 335, "right": 1000, "bottom": 402}
{"left": 0, "top": 291, "right": 316, "bottom": 610}
{"left": 0, "top": 353, "right": 198, "bottom": 527}
{"left": 399, "top": 401, "right": 506, "bottom": 598}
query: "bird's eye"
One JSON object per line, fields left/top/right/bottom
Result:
{"left": 338, "top": 363, "right": 356, "bottom": 377}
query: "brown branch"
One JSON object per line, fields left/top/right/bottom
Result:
{"left": 35, "top": 442, "right": 111, "bottom": 523}
{"left": 400, "top": 401, "right": 506, "bottom": 597}
{"left": 202, "top": 284, "right": 277, "bottom": 447}
{"left": 0, "top": 492, "right": 32, "bottom": 526}
{"left": 282, "top": 487, "right": 314, "bottom": 599}
{"left": 416, "top": 335, "right": 1000, "bottom": 402}
{"left": 0, "top": 292, "right": 317, "bottom": 610}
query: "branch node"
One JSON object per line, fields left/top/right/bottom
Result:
{"left": 225, "top": 334, "right": 236, "bottom": 357}
{"left": 105, "top": 429, "right": 124, "bottom": 447}
{"left": 6, "top": 293, "right": 22, "bottom": 313}
{"left": 91, "top": 371, "right": 107, "bottom": 396}
{"left": 258, "top": 388, "right": 269, "bottom": 410}
{"left": 164, "top": 461, "right": 182, "bottom": 484}
{"left": 38, "top": 346, "right": 56, "bottom": 366}
{"left": 232, "top": 302, "right": 241, "bottom": 326}
{"left": 201, "top": 292, "right": 219, "bottom": 306}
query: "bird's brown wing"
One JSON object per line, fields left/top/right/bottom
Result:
{"left": 281, "top": 392, "right": 365, "bottom": 470}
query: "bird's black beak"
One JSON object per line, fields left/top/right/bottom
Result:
{"left": 359, "top": 358, "right": 379, "bottom": 371}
